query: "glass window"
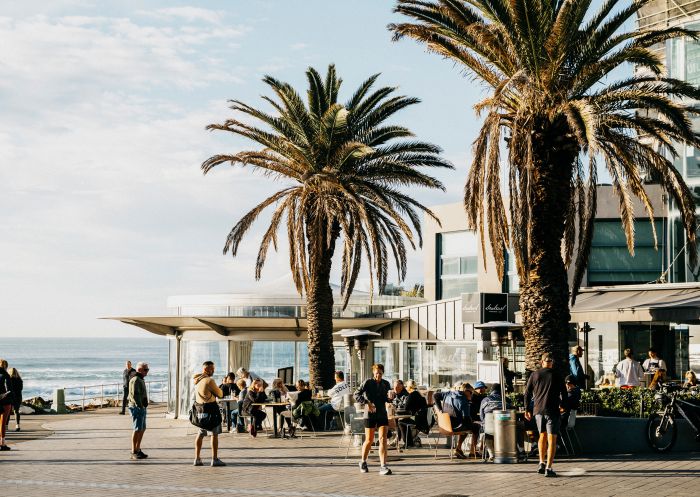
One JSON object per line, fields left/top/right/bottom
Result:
{"left": 403, "top": 343, "right": 420, "bottom": 383}
{"left": 588, "top": 220, "right": 663, "bottom": 285}
{"left": 178, "top": 340, "right": 228, "bottom": 417}
{"left": 438, "top": 230, "right": 479, "bottom": 299}
{"left": 295, "top": 341, "right": 309, "bottom": 382}
{"left": 249, "top": 341, "right": 295, "bottom": 383}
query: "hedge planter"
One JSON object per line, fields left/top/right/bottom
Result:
{"left": 572, "top": 416, "right": 699, "bottom": 454}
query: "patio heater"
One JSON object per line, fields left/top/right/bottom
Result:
{"left": 334, "top": 329, "right": 381, "bottom": 388}
{"left": 474, "top": 321, "right": 523, "bottom": 464}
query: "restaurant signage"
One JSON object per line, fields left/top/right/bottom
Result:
{"left": 461, "top": 292, "right": 509, "bottom": 323}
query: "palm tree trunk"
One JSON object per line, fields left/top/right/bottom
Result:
{"left": 519, "top": 130, "right": 575, "bottom": 376}
{"left": 306, "top": 222, "right": 340, "bottom": 389}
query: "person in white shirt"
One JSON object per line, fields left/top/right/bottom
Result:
{"left": 319, "top": 371, "right": 350, "bottom": 429}
{"left": 613, "top": 349, "right": 644, "bottom": 387}
{"left": 642, "top": 348, "right": 667, "bottom": 375}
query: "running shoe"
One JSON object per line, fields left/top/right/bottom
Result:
{"left": 359, "top": 461, "right": 368, "bottom": 473}
{"left": 137, "top": 450, "right": 148, "bottom": 459}
{"left": 537, "top": 462, "right": 546, "bottom": 474}
{"left": 545, "top": 468, "right": 557, "bottom": 478}
{"left": 193, "top": 458, "right": 203, "bottom": 466}
{"left": 379, "top": 466, "right": 392, "bottom": 476}
{"left": 211, "top": 458, "right": 226, "bottom": 467}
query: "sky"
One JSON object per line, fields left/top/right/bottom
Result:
{"left": 0, "top": 1, "right": 613, "bottom": 337}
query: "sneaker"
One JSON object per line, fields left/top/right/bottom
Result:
{"left": 193, "top": 458, "right": 203, "bottom": 466}
{"left": 537, "top": 462, "right": 546, "bottom": 474}
{"left": 15, "top": 426, "right": 20, "bottom": 432}
{"left": 211, "top": 458, "right": 226, "bottom": 467}
{"left": 359, "top": 461, "right": 368, "bottom": 473}
{"left": 137, "top": 450, "right": 148, "bottom": 459}
{"left": 379, "top": 466, "right": 392, "bottom": 476}
{"left": 0, "top": 445, "right": 11, "bottom": 451}
{"left": 545, "top": 468, "right": 557, "bottom": 478}
{"left": 134, "top": 451, "right": 147, "bottom": 460}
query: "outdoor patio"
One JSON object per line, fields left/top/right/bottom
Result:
{"left": 1, "top": 405, "right": 699, "bottom": 497}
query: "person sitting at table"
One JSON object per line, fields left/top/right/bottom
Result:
{"left": 470, "top": 380, "right": 487, "bottom": 421}
{"left": 234, "top": 378, "right": 248, "bottom": 433}
{"left": 434, "top": 382, "right": 476, "bottom": 459}
{"left": 236, "top": 367, "right": 264, "bottom": 388}
{"left": 290, "top": 379, "right": 319, "bottom": 430}
{"left": 398, "top": 379, "right": 428, "bottom": 447}
{"left": 241, "top": 378, "right": 267, "bottom": 437}
{"left": 268, "top": 377, "right": 294, "bottom": 436}
{"left": 318, "top": 371, "right": 350, "bottom": 430}
{"left": 218, "top": 373, "right": 240, "bottom": 398}
{"left": 391, "top": 379, "right": 409, "bottom": 411}
{"left": 684, "top": 370, "right": 698, "bottom": 389}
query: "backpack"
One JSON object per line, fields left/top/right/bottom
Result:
{"left": 189, "top": 400, "right": 222, "bottom": 431}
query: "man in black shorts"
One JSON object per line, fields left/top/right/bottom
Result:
{"left": 355, "top": 363, "right": 392, "bottom": 475}
{"left": 524, "top": 352, "right": 567, "bottom": 477}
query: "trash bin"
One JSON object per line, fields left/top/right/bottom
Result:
{"left": 492, "top": 409, "right": 517, "bottom": 463}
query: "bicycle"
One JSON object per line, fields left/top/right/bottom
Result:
{"left": 646, "top": 383, "right": 700, "bottom": 452}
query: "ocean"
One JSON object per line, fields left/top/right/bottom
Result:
{"left": 0, "top": 337, "right": 169, "bottom": 401}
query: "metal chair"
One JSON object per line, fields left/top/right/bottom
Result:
{"left": 338, "top": 405, "right": 357, "bottom": 447}
{"left": 343, "top": 411, "right": 366, "bottom": 459}
{"left": 560, "top": 410, "right": 581, "bottom": 455}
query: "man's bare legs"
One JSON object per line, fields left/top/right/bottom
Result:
{"left": 361, "top": 427, "right": 376, "bottom": 462}
{"left": 377, "top": 425, "right": 388, "bottom": 467}
{"left": 546, "top": 434, "right": 557, "bottom": 468}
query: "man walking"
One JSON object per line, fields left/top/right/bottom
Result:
{"left": 193, "top": 361, "right": 226, "bottom": 467}
{"left": 524, "top": 353, "right": 567, "bottom": 477}
{"left": 121, "top": 361, "right": 135, "bottom": 415}
{"left": 128, "top": 362, "right": 149, "bottom": 460}
{"left": 568, "top": 345, "right": 587, "bottom": 388}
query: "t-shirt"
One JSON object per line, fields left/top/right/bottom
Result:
{"left": 524, "top": 368, "right": 566, "bottom": 416}
{"left": 643, "top": 358, "right": 667, "bottom": 372}
{"left": 327, "top": 381, "right": 351, "bottom": 410}
{"left": 615, "top": 358, "right": 644, "bottom": 387}
{"left": 355, "top": 378, "right": 391, "bottom": 417}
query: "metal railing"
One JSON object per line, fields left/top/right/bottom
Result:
{"left": 62, "top": 381, "right": 167, "bottom": 411}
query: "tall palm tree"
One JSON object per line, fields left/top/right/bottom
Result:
{"left": 391, "top": 0, "right": 700, "bottom": 372}
{"left": 202, "top": 65, "right": 453, "bottom": 388}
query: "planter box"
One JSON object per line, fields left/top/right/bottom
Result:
{"left": 573, "top": 416, "right": 699, "bottom": 454}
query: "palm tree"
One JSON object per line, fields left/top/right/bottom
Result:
{"left": 391, "top": 0, "right": 700, "bottom": 372}
{"left": 202, "top": 65, "right": 453, "bottom": 387}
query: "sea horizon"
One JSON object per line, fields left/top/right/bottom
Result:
{"left": 0, "top": 337, "right": 169, "bottom": 400}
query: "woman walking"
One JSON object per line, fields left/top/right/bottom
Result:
{"left": 7, "top": 368, "right": 22, "bottom": 432}
{"left": 0, "top": 359, "right": 12, "bottom": 450}
{"left": 355, "top": 364, "right": 392, "bottom": 476}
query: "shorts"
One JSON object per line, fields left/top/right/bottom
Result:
{"left": 365, "top": 414, "right": 389, "bottom": 429}
{"left": 198, "top": 424, "right": 223, "bottom": 437}
{"left": 534, "top": 414, "right": 560, "bottom": 435}
{"left": 129, "top": 406, "right": 147, "bottom": 431}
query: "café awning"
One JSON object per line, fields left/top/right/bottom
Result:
{"left": 568, "top": 283, "right": 700, "bottom": 323}
{"left": 104, "top": 315, "right": 400, "bottom": 337}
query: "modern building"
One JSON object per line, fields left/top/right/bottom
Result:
{"left": 110, "top": 277, "right": 422, "bottom": 417}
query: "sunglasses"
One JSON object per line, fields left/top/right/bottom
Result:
{"left": 143, "top": 368, "right": 149, "bottom": 371}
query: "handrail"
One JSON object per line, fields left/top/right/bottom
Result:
{"left": 61, "top": 380, "right": 166, "bottom": 411}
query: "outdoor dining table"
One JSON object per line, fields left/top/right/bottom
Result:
{"left": 217, "top": 397, "right": 238, "bottom": 432}
{"left": 252, "top": 402, "right": 290, "bottom": 438}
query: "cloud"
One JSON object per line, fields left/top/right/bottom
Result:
{"left": 138, "top": 7, "right": 225, "bottom": 25}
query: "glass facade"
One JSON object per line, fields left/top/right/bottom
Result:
{"left": 437, "top": 230, "right": 478, "bottom": 299}
{"left": 178, "top": 340, "right": 228, "bottom": 416}
{"left": 666, "top": 24, "right": 700, "bottom": 282}
{"left": 587, "top": 220, "right": 664, "bottom": 285}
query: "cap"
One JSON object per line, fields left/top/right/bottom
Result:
{"left": 565, "top": 375, "right": 576, "bottom": 384}
{"left": 474, "top": 380, "right": 487, "bottom": 389}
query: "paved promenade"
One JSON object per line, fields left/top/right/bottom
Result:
{"left": 2, "top": 405, "right": 700, "bottom": 497}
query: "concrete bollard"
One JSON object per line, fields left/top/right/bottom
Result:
{"left": 52, "top": 388, "right": 67, "bottom": 414}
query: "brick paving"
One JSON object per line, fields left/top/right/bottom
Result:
{"left": 1, "top": 405, "right": 700, "bottom": 497}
